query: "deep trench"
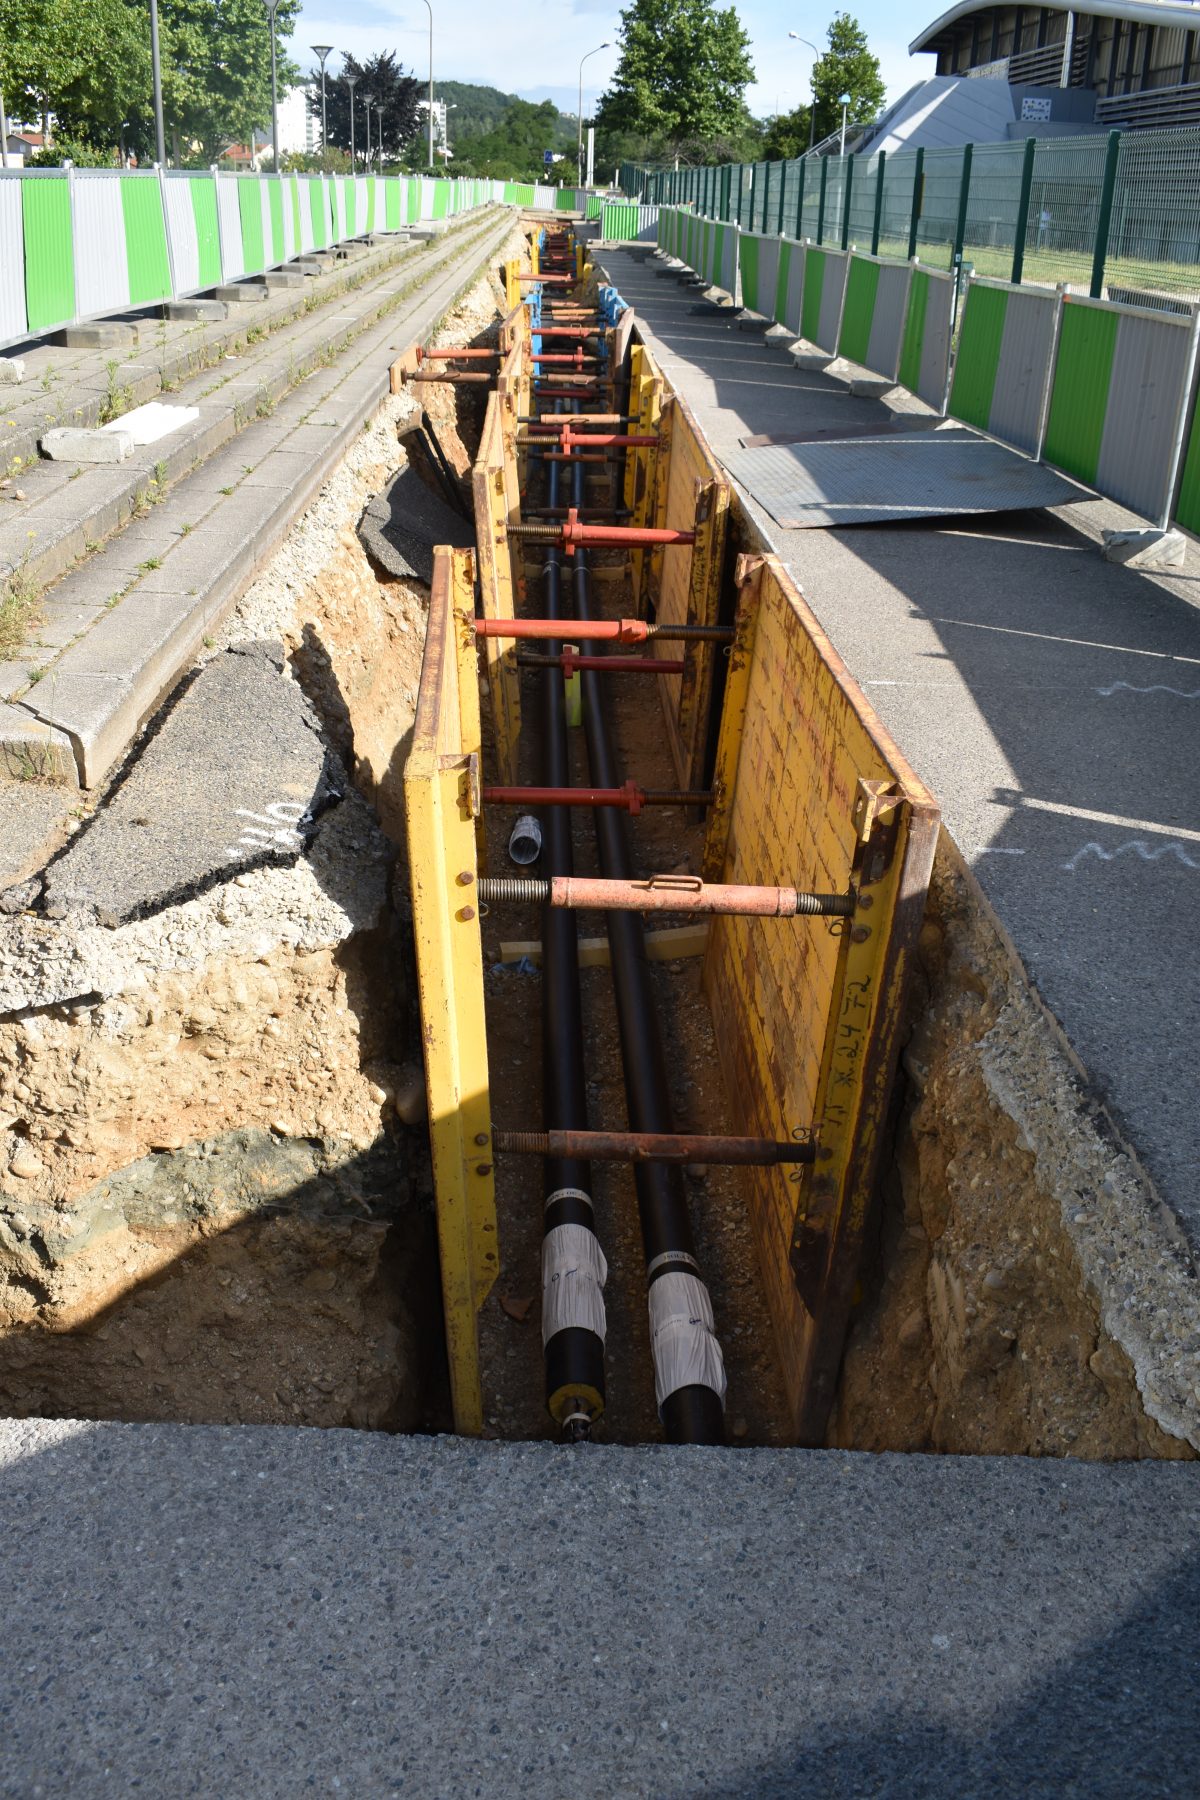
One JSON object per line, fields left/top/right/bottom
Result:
{"left": 0, "top": 228, "right": 1190, "bottom": 1461}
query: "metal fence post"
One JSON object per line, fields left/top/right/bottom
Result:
{"left": 817, "top": 155, "right": 828, "bottom": 243}
{"left": 762, "top": 162, "right": 771, "bottom": 232}
{"left": 1011, "top": 136, "right": 1037, "bottom": 284}
{"left": 796, "top": 158, "right": 807, "bottom": 238}
{"left": 952, "top": 142, "right": 974, "bottom": 269}
{"left": 841, "top": 155, "right": 854, "bottom": 250}
{"left": 871, "top": 151, "right": 886, "bottom": 255}
{"left": 907, "top": 146, "right": 924, "bottom": 260}
{"left": 1091, "top": 129, "right": 1121, "bottom": 298}
{"left": 778, "top": 160, "right": 788, "bottom": 235}
{"left": 748, "top": 162, "right": 757, "bottom": 232}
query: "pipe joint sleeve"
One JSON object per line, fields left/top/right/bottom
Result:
{"left": 541, "top": 1222, "right": 608, "bottom": 1347}
{"left": 648, "top": 1271, "right": 727, "bottom": 1415}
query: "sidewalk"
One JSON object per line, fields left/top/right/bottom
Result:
{"left": 599, "top": 248, "right": 1200, "bottom": 1249}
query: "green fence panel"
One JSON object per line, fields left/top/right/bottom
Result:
{"left": 119, "top": 174, "right": 172, "bottom": 303}
{"left": 309, "top": 179, "right": 328, "bottom": 249}
{"left": 343, "top": 178, "right": 356, "bottom": 236}
{"left": 948, "top": 282, "right": 1008, "bottom": 429}
{"left": 1042, "top": 301, "right": 1119, "bottom": 486}
{"left": 897, "top": 269, "right": 930, "bottom": 392}
{"left": 739, "top": 233, "right": 760, "bottom": 312}
{"left": 268, "top": 178, "right": 285, "bottom": 265}
{"left": 237, "top": 179, "right": 266, "bottom": 273}
{"left": 432, "top": 181, "right": 451, "bottom": 220}
{"left": 586, "top": 193, "right": 604, "bottom": 219}
{"left": 289, "top": 175, "right": 303, "bottom": 257}
{"left": 837, "top": 256, "right": 881, "bottom": 365}
{"left": 406, "top": 179, "right": 422, "bottom": 225}
{"left": 21, "top": 177, "right": 75, "bottom": 332}
{"left": 1173, "top": 403, "right": 1200, "bottom": 535}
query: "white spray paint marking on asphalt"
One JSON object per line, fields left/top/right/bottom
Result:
{"left": 1062, "top": 840, "right": 1200, "bottom": 873}
{"left": 1095, "top": 681, "right": 1200, "bottom": 699}
{"left": 225, "top": 798, "right": 308, "bottom": 860}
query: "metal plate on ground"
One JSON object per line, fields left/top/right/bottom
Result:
{"left": 720, "top": 427, "right": 1084, "bottom": 528}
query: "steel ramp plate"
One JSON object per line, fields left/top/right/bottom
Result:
{"left": 720, "top": 427, "right": 1084, "bottom": 528}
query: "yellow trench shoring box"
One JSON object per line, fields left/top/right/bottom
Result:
{"left": 404, "top": 545, "right": 498, "bottom": 1434}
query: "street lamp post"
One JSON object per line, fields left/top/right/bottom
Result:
{"left": 149, "top": 0, "right": 167, "bottom": 165}
{"left": 262, "top": 0, "right": 281, "bottom": 173}
{"left": 839, "top": 91, "right": 851, "bottom": 156}
{"left": 345, "top": 70, "right": 359, "bottom": 167}
{"left": 361, "top": 93, "right": 374, "bottom": 170}
{"left": 787, "top": 31, "right": 819, "bottom": 155}
{"left": 375, "top": 103, "right": 385, "bottom": 169}
{"left": 577, "top": 42, "right": 610, "bottom": 188}
{"left": 418, "top": 1, "right": 434, "bottom": 170}
{"left": 312, "top": 45, "right": 333, "bottom": 167}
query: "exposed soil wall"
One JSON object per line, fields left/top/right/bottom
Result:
{"left": 832, "top": 833, "right": 1200, "bottom": 1459}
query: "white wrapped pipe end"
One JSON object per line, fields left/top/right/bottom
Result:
{"left": 648, "top": 1271, "right": 727, "bottom": 1416}
{"left": 508, "top": 813, "right": 543, "bottom": 866}
{"left": 541, "top": 1221, "right": 608, "bottom": 1348}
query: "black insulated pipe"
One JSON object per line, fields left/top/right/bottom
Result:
{"left": 539, "top": 443, "right": 607, "bottom": 1440}
{"left": 567, "top": 427, "right": 726, "bottom": 1447}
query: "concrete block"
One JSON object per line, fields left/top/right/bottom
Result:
{"left": 57, "top": 322, "right": 138, "bottom": 349}
{"left": 0, "top": 701, "right": 78, "bottom": 786}
{"left": 293, "top": 258, "right": 322, "bottom": 275}
{"left": 165, "top": 300, "right": 228, "bottom": 322}
{"left": 257, "top": 271, "right": 305, "bottom": 291}
{"left": 0, "top": 358, "right": 25, "bottom": 385}
{"left": 763, "top": 326, "right": 797, "bottom": 351}
{"left": 848, "top": 374, "right": 894, "bottom": 399}
{"left": 1101, "top": 527, "right": 1187, "bottom": 569}
{"left": 736, "top": 314, "right": 770, "bottom": 332}
{"left": 213, "top": 284, "right": 268, "bottom": 305}
{"left": 790, "top": 346, "right": 834, "bottom": 371}
{"left": 42, "top": 427, "right": 136, "bottom": 465}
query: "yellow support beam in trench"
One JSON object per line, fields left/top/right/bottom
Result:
{"left": 404, "top": 546, "right": 499, "bottom": 1435}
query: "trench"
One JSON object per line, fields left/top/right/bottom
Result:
{"left": 0, "top": 219, "right": 1193, "bottom": 1461}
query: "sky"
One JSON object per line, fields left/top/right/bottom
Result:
{"left": 291, "top": 0, "right": 938, "bottom": 123}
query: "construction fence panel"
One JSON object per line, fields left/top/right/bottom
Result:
{"left": 774, "top": 238, "right": 806, "bottom": 336}
{"left": 800, "top": 245, "right": 850, "bottom": 353}
{"left": 1043, "top": 293, "right": 1200, "bottom": 524}
{"left": 877, "top": 155, "right": 918, "bottom": 262}
{"left": 0, "top": 176, "right": 28, "bottom": 344}
{"left": 837, "top": 252, "right": 913, "bottom": 382}
{"left": 738, "top": 231, "right": 781, "bottom": 318}
{"left": 711, "top": 220, "right": 737, "bottom": 295}
{"left": 949, "top": 277, "right": 1060, "bottom": 454}
{"left": 897, "top": 264, "right": 955, "bottom": 412}
{"left": 1021, "top": 134, "right": 1111, "bottom": 292}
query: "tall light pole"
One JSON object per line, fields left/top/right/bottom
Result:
{"left": 787, "top": 31, "right": 819, "bottom": 155}
{"left": 839, "top": 90, "right": 851, "bottom": 156}
{"left": 418, "top": 1, "right": 434, "bottom": 170}
{"left": 361, "top": 92, "right": 374, "bottom": 169}
{"left": 345, "top": 70, "right": 359, "bottom": 167}
{"left": 312, "top": 44, "right": 333, "bottom": 167}
{"left": 374, "top": 102, "right": 385, "bottom": 169}
{"left": 577, "top": 42, "right": 609, "bottom": 188}
{"left": 262, "top": 0, "right": 281, "bottom": 172}
{"left": 149, "top": 0, "right": 167, "bottom": 165}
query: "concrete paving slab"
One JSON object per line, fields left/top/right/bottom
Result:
{"left": 42, "top": 641, "right": 334, "bottom": 923}
{"left": 41, "top": 426, "right": 135, "bottom": 464}
{"left": 0, "top": 1423, "right": 1198, "bottom": 1799}
{"left": 0, "top": 700, "right": 78, "bottom": 785}
{"left": 599, "top": 246, "right": 1200, "bottom": 1244}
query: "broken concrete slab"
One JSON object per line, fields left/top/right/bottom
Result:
{"left": 0, "top": 359, "right": 25, "bottom": 385}
{"left": 1101, "top": 526, "right": 1187, "bottom": 569}
{"left": 41, "top": 427, "right": 136, "bottom": 465}
{"left": 356, "top": 466, "right": 474, "bottom": 586}
{"left": 0, "top": 782, "right": 77, "bottom": 893}
{"left": 98, "top": 402, "right": 201, "bottom": 447}
{"left": 41, "top": 641, "right": 339, "bottom": 925}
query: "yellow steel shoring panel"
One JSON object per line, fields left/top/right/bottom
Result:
{"left": 404, "top": 546, "right": 499, "bottom": 1435}
{"left": 702, "top": 553, "right": 939, "bottom": 1443}
{"left": 472, "top": 391, "right": 523, "bottom": 784}
{"left": 624, "top": 343, "right": 664, "bottom": 610}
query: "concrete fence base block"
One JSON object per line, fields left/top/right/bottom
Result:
{"left": 213, "top": 284, "right": 268, "bottom": 305}
{"left": 790, "top": 345, "right": 835, "bottom": 371}
{"left": 1101, "top": 527, "right": 1187, "bottom": 569}
{"left": 763, "top": 325, "right": 796, "bottom": 350}
{"left": 166, "top": 300, "right": 228, "bottom": 323}
{"left": 41, "top": 427, "right": 136, "bottom": 465}
{"left": 58, "top": 322, "right": 138, "bottom": 349}
{"left": 848, "top": 374, "right": 895, "bottom": 399}
{"left": 0, "top": 358, "right": 26, "bottom": 385}
{"left": 737, "top": 313, "right": 772, "bottom": 332}
{"left": 293, "top": 259, "right": 322, "bottom": 274}
{"left": 257, "top": 272, "right": 305, "bottom": 291}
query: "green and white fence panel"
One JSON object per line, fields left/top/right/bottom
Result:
{"left": 161, "top": 172, "right": 222, "bottom": 295}
{"left": 215, "top": 174, "right": 246, "bottom": 280}
{"left": 798, "top": 245, "right": 850, "bottom": 355}
{"left": 0, "top": 175, "right": 28, "bottom": 344}
{"left": 896, "top": 266, "right": 955, "bottom": 414}
{"left": 836, "top": 252, "right": 914, "bottom": 385}
{"left": 738, "top": 231, "right": 781, "bottom": 319}
{"left": 599, "top": 202, "right": 659, "bottom": 242}
{"left": 586, "top": 193, "right": 605, "bottom": 220}
{"left": 948, "top": 278, "right": 1060, "bottom": 456}
{"left": 772, "top": 237, "right": 805, "bottom": 335}
{"left": 71, "top": 169, "right": 171, "bottom": 318}
{"left": 1043, "top": 295, "right": 1200, "bottom": 527}
{"left": 712, "top": 220, "right": 737, "bottom": 295}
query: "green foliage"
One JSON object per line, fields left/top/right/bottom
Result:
{"left": 28, "top": 134, "right": 117, "bottom": 167}
{"left": 310, "top": 51, "right": 421, "bottom": 167}
{"left": 0, "top": 0, "right": 149, "bottom": 150}
{"left": 810, "top": 13, "right": 885, "bottom": 143}
{"left": 595, "top": 0, "right": 754, "bottom": 159}
{"left": 762, "top": 108, "right": 812, "bottom": 161}
{"left": 450, "top": 98, "right": 573, "bottom": 183}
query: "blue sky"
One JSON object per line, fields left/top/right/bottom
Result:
{"left": 289, "top": 0, "right": 938, "bottom": 122}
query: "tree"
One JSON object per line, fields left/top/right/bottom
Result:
{"left": 595, "top": 0, "right": 754, "bottom": 159}
{"left": 762, "top": 107, "right": 811, "bottom": 162}
{"left": 809, "top": 13, "right": 885, "bottom": 145}
{"left": 451, "top": 98, "right": 566, "bottom": 183}
{"left": 0, "top": 0, "right": 148, "bottom": 145}
{"left": 313, "top": 53, "right": 421, "bottom": 168}
{"left": 156, "top": 0, "right": 301, "bottom": 164}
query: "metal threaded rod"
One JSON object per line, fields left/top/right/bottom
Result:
{"left": 493, "top": 1129, "right": 817, "bottom": 1167}
{"left": 476, "top": 875, "right": 856, "bottom": 917}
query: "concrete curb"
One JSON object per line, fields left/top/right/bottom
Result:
{"left": 9, "top": 214, "right": 514, "bottom": 790}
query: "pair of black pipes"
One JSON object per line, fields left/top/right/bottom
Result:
{"left": 537, "top": 389, "right": 725, "bottom": 1446}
